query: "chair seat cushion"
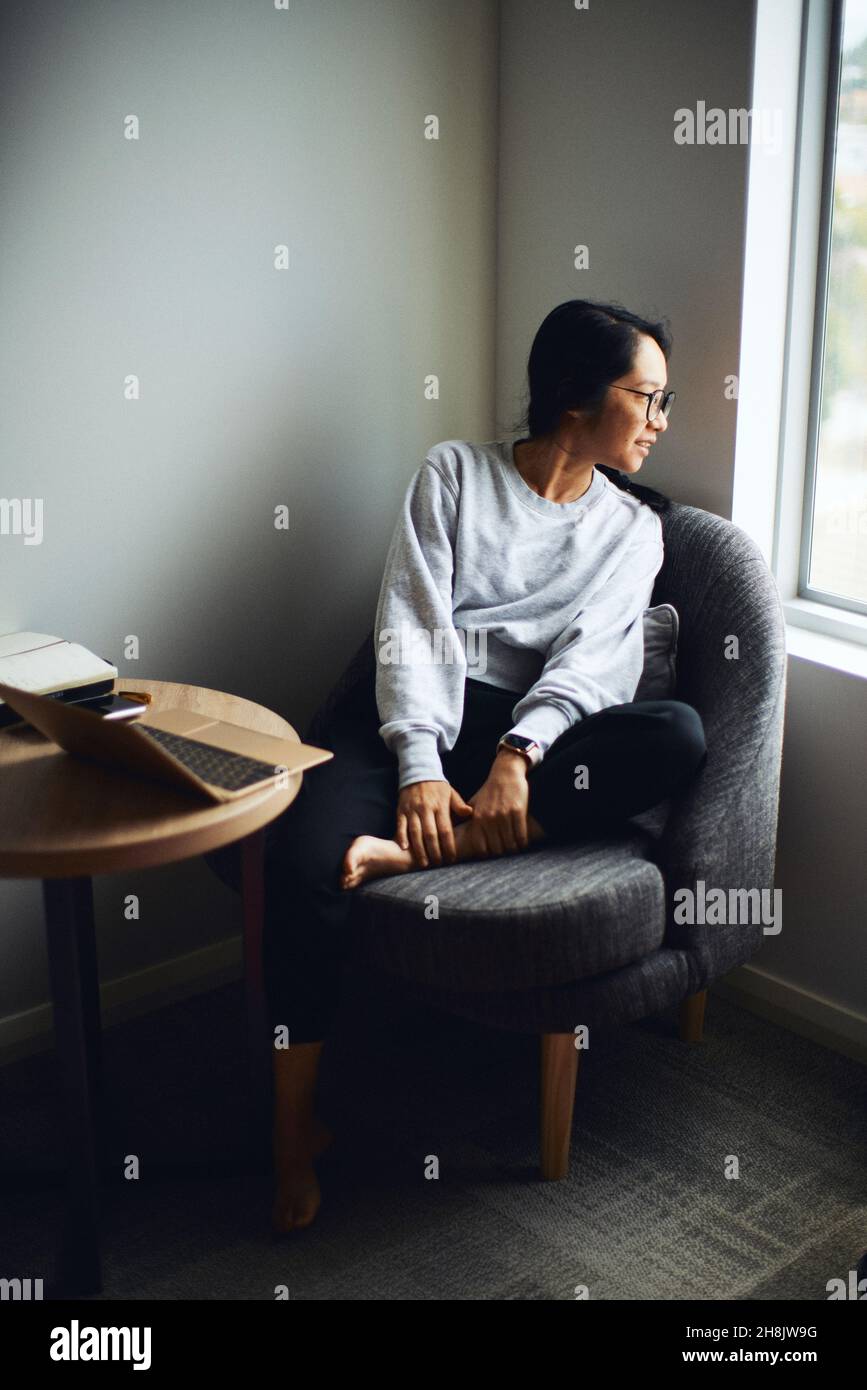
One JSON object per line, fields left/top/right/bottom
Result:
{"left": 352, "top": 828, "right": 667, "bottom": 992}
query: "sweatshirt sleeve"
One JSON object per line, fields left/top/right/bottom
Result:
{"left": 506, "top": 510, "right": 664, "bottom": 753}
{"left": 374, "top": 460, "right": 468, "bottom": 788}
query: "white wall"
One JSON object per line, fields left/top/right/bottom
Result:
{"left": 0, "top": 0, "right": 499, "bottom": 1038}
{"left": 495, "top": 0, "right": 756, "bottom": 518}
{"left": 770, "top": 658, "right": 867, "bottom": 1018}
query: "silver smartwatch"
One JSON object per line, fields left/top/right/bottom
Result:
{"left": 496, "top": 733, "right": 543, "bottom": 769}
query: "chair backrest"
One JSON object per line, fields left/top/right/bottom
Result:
{"left": 305, "top": 633, "right": 376, "bottom": 747}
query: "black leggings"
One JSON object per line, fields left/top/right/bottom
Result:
{"left": 263, "top": 670, "right": 707, "bottom": 1042}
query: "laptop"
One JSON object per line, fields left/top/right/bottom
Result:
{"left": 0, "top": 680, "right": 333, "bottom": 804}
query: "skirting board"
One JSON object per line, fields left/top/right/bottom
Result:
{"left": 711, "top": 965, "right": 867, "bottom": 1067}
{"left": 0, "top": 935, "right": 243, "bottom": 1068}
{"left": 1, "top": 944, "right": 865, "bottom": 1070}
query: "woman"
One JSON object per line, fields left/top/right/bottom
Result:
{"left": 265, "top": 299, "right": 708, "bottom": 1234}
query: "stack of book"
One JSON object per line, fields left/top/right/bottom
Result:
{"left": 0, "top": 632, "right": 117, "bottom": 728}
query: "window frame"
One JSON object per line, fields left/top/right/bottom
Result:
{"left": 796, "top": 0, "right": 867, "bottom": 618}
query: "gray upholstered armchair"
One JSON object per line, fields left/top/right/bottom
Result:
{"left": 299, "top": 498, "right": 787, "bottom": 1178}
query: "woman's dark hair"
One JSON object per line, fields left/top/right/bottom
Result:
{"left": 511, "top": 299, "right": 673, "bottom": 514}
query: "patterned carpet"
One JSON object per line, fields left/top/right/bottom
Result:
{"left": 1, "top": 967, "right": 864, "bottom": 1300}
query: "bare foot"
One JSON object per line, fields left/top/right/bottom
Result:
{"left": 340, "top": 834, "right": 415, "bottom": 889}
{"left": 272, "top": 1119, "right": 335, "bottom": 1235}
{"left": 341, "top": 815, "right": 547, "bottom": 890}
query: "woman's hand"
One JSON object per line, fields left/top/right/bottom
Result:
{"left": 396, "top": 781, "right": 474, "bottom": 868}
{"left": 463, "top": 750, "right": 531, "bottom": 858}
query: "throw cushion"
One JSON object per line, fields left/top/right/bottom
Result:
{"left": 635, "top": 603, "right": 679, "bottom": 700}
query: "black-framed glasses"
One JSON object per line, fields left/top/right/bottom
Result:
{"left": 611, "top": 385, "right": 676, "bottom": 422}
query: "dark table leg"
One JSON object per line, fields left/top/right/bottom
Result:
{"left": 72, "top": 878, "right": 103, "bottom": 1099}
{"left": 42, "top": 876, "right": 102, "bottom": 1297}
{"left": 241, "top": 829, "right": 271, "bottom": 1162}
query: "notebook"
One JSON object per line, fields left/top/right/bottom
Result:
{"left": 0, "top": 631, "right": 116, "bottom": 727}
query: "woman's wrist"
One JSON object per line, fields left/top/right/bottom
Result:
{"left": 494, "top": 747, "right": 532, "bottom": 776}
{"left": 496, "top": 733, "right": 543, "bottom": 770}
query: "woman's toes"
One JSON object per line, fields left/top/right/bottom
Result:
{"left": 341, "top": 838, "right": 367, "bottom": 887}
{"left": 272, "top": 1119, "right": 334, "bottom": 1232}
{"left": 272, "top": 1167, "right": 321, "bottom": 1233}
{"left": 341, "top": 834, "right": 416, "bottom": 890}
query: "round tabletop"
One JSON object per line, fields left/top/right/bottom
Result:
{"left": 0, "top": 679, "right": 304, "bottom": 878}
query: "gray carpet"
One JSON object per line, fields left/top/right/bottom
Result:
{"left": 1, "top": 969, "right": 865, "bottom": 1300}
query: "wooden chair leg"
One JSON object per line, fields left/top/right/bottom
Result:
{"left": 679, "top": 988, "right": 707, "bottom": 1042}
{"left": 540, "top": 1032, "right": 581, "bottom": 1180}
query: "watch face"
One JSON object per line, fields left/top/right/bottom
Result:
{"left": 504, "top": 735, "right": 534, "bottom": 750}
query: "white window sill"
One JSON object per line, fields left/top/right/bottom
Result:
{"left": 784, "top": 599, "right": 867, "bottom": 679}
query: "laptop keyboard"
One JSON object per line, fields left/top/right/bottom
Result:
{"left": 138, "top": 725, "right": 282, "bottom": 791}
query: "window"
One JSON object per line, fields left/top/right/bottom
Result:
{"left": 802, "top": 0, "right": 867, "bottom": 615}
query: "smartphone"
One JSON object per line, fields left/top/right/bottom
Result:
{"left": 73, "top": 692, "right": 150, "bottom": 721}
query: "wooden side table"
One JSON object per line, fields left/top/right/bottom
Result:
{"left": 0, "top": 678, "right": 306, "bottom": 1297}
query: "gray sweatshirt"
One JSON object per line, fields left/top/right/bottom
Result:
{"left": 374, "top": 437, "right": 664, "bottom": 789}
